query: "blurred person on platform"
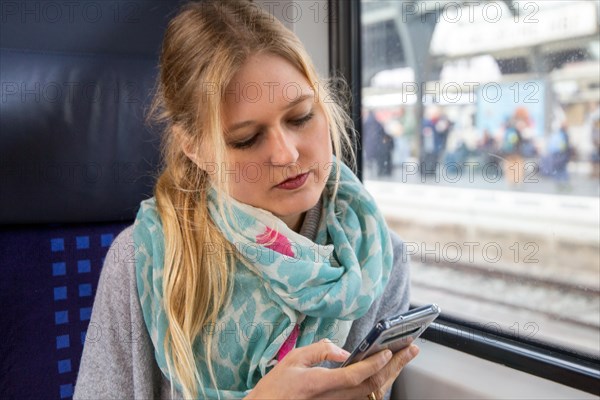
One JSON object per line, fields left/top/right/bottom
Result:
{"left": 420, "top": 106, "right": 452, "bottom": 178}
{"left": 478, "top": 129, "right": 500, "bottom": 170}
{"left": 545, "top": 123, "right": 572, "bottom": 192}
{"left": 386, "top": 108, "right": 414, "bottom": 172}
{"left": 500, "top": 107, "right": 534, "bottom": 188}
{"left": 363, "top": 109, "right": 395, "bottom": 178}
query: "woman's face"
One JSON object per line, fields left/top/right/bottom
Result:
{"left": 220, "top": 53, "right": 332, "bottom": 231}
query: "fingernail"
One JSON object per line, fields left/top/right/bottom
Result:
{"left": 409, "top": 345, "right": 420, "bottom": 358}
{"left": 383, "top": 350, "right": 393, "bottom": 361}
{"left": 339, "top": 348, "right": 351, "bottom": 357}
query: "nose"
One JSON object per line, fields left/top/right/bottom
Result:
{"left": 267, "top": 127, "right": 299, "bottom": 166}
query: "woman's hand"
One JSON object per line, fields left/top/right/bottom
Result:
{"left": 244, "top": 339, "right": 420, "bottom": 400}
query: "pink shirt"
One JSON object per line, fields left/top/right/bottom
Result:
{"left": 276, "top": 324, "right": 300, "bottom": 361}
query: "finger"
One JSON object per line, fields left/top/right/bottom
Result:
{"left": 287, "top": 339, "right": 351, "bottom": 366}
{"left": 318, "top": 346, "right": 420, "bottom": 399}
{"left": 389, "top": 344, "right": 420, "bottom": 371}
{"left": 378, "top": 344, "right": 420, "bottom": 386}
{"left": 368, "top": 345, "right": 421, "bottom": 396}
{"left": 316, "top": 349, "right": 393, "bottom": 392}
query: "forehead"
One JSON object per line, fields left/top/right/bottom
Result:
{"left": 222, "top": 53, "right": 314, "bottom": 115}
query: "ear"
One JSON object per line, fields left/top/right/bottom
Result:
{"left": 173, "top": 124, "right": 203, "bottom": 165}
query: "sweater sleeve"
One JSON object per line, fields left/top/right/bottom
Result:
{"left": 343, "top": 231, "right": 411, "bottom": 349}
{"left": 341, "top": 230, "right": 412, "bottom": 400}
{"left": 73, "top": 226, "right": 164, "bottom": 400}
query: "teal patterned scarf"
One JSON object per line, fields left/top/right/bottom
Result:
{"left": 133, "top": 161, "right": 393, "bottom": 398}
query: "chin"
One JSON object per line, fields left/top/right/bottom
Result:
{"left": 273, "top": 192, "right": 320, "bottom": 218}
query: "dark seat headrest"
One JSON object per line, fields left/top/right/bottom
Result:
{"left": 0, "top": 0, "right": 183, "bottom": 224}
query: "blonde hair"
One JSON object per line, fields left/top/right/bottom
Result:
{"left": 146, "top": 0, "right": 355, "bottom": 397}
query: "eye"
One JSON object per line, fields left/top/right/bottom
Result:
{"left": 230, "top": 132, "right": 260, "bottom": 149}
{"left": 290, "top": 111, "right": 314, "bottom": 128}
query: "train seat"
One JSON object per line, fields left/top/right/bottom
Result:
{"left": 0, "top": 222, "right": 129, "bottom": 399}
{"left": 0, "top": 2, "right": 179, "bottom": 398}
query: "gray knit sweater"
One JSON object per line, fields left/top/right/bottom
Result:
{"left": 73, "top": 202, "right": 411, "bottom": 399}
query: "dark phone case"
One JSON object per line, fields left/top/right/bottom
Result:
{"left": 341, "top": 304, "right": 441, "bottom": 367}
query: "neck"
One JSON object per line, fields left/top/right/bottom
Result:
{"left": 280, "top": 212, "right": 306, "bottom": 233}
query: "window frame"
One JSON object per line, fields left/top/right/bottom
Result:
{"left": 329, "top": 0, "right": 600, "bottom": 395}
{"left": 423, "top": 314, "right": 600, "bottom": 395}
{"left": 328, "top": 0, "right": 363, "bottom": 178}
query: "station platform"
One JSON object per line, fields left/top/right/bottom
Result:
{"left": 365, "top": 179, "right": 600, "bottom": 288}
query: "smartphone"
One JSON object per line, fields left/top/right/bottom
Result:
{"left": 341, "top": 303, "right": 441, "bottom": 367}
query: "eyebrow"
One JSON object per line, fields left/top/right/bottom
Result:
{"left": 226, "top": 93, "right": 314, "bottom": 133}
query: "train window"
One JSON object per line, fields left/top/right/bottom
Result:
{"left": 360, "top": 0, "right": 599, "bottom": 359}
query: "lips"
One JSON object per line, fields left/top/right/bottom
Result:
{"left": 276, "top": 172, "right": 310, "bottom": 190}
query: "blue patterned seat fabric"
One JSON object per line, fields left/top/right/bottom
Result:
{"left": 0, "top": 222, "right": 129, "bottom": 399}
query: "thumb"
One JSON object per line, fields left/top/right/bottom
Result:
{"left": 291, "top": 339, "right": 350, "bottom": 366}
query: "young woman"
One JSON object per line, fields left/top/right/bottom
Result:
{"left": 74, "top": 1, "right": 416, "bottom": 399}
